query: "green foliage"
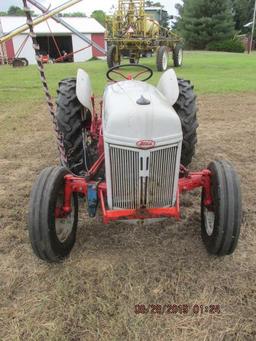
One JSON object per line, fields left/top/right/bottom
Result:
{"left": 91, "top": 10, "right": 106, "bottom": 26}
{"left": 231, "top": 0, "right": 255, "bottom": 31}
{"left": 0, "top": 6, "right": 35, "bottom": 16}
{"left": 207, "top": 38, "right": 245, "bottom": 53}
{"left": 7, "top": 6, "right": 24, "bottom": 16}
{"left": 176, "top": 0, "right": 235, "bottom": 49}
{"left": 1, "top": 52, "right": 256, "bottom": 103}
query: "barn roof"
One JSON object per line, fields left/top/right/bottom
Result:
{"left": 0, "top": 16, "right": 105, "bottom": 35}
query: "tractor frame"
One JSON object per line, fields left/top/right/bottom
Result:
{"left": 55, "top": 96, "right": 212, "bottom": 224}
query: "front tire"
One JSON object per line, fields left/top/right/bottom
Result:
{"left": 156, "top": 46, "right": 169, "bottom": 71}
{"left": 28, "top": 166, "right": 78, "bottom": 263}
{"left": 20, "top": 57, "right": 29, "bottom": 66}
{"left": 201, "top": 160, "right": 242, "bottom": 256}
{"left": 174, "top": 79, "right": 198, "bottom": 166}
{"left": 129, "top": 57, "right": 140, "bottom": 64}
{"left": 107, "top": 45, "right": 120, "bottom": 68}
{"left": 12, "top": 58, "right": 24, "bottom": 67}
{"left": 173, "top": 45, "right": 183, "bottom": 67}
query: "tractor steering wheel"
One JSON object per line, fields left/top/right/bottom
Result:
{"left": 106, "top": 64, "right": 153, "bottom": 82}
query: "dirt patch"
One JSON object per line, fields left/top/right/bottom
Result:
{"left": 0, "top": 94, "right": 256, "bottom": 340}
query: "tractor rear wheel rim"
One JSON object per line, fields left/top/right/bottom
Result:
{"left": 163, "top": 51, "right": 168, "bottom": 70}
{"left": 55, "top": 194, "right": 75, "bottom": 243}
{"left": 178, "top": 49, "right": 183, "bottom": 65}
{"left": 204, "top": 207, "right": 215, "bottom": 236}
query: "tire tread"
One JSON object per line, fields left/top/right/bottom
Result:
{"left": 174, "top": 79, "right": 198, "bottom": 166}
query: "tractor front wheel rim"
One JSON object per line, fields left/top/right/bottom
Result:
{"left": 163, "top": 51, "right": 168, "bottom": 70}
{"left": 204, "top": 207, "right": 215, "bottom": 236}
{"left": 55, "top": 195, "right": 75, "bottom": 243}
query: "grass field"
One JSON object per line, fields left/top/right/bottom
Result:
{"left": 0, "top": 51, "right": 256, "bottom": 340}
{"left": 0, "top": 51, "right": 256, "bottom": 104}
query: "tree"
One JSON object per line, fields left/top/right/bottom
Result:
{"left": 8, "top": 6, "right": 25, "bottom": 16}
{"left": 231, "top": 0, "right": 255, "bottom": 31}
{"left": 91, "top": 10, "right": 106, "bottom": 26}
{"left": 172, "top": 2, "right": 185, "bottom": 30}
{"left": 176, "top": 0, "right": 235, "bottom": 49}
{"left": 1, "top": 6, "right": 35, "bottom": 16}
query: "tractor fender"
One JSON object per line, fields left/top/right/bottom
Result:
{"left": 157, "top": 69, "right": 179, "bottom": 107}
{"left": 76, "top": 68, "right": 93, "bottom": 113}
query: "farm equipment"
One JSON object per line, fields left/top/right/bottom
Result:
{"left": 28, "top": 64, "right": 242, "bottom": 262}
{"left": 21, "top": 0, "right": 241, "bottom": 263}
{"left": 0, "top": 56, "right": 29, "bottom": 67}
{"left": 105, "top": 0, "right": 184, "bottom": 71}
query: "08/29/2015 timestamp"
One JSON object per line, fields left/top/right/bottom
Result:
{"left": 135, "top": 304, "right": 221, "bottom": 315}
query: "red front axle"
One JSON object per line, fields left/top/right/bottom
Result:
{"left": 55, "top": 156, "right": 212, "bottom": 224}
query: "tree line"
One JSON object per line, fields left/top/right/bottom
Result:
{"left": 1, "top": 2, "right": 255, "bottom": 50}
{"left": 0, "top": 6, "right": 87, "bottom": 18}
{"left": 174, "top": 0, "right": 255, "bottom": 49}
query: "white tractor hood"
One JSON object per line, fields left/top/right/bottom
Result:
{"left": 103, "top": 80, "right": 182, "bottom": 147}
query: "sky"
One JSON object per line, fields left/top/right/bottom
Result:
{"left": 0, "top": 0, "right": 182, "bottom": 16}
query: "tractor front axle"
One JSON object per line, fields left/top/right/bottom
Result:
{"left": 55, "top": 159, "right": 212, "bottom": 224}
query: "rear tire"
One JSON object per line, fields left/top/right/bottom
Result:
{"left": 20, "top": 57, "right": 29, "bottom": 66}
{"left": 12, "top": 58, "right": 24, "bottom": 67}
{"left": 107, "top": 45, "right": 120, "bottom": 68}
{"left": 156, "top": 46, "right": 169, "bottom": 71}
{"left": 173, "top": 79, "right": 198, "bottom": 166}
{"left": 173, "top": 45, "right": 183, "bottom": 67}
{"left": 28, "top": 166, "right": 78, "bottom": 263}
{"left": 129, "top": 57, "right": 140, "bottom": 64}
{"left": 55, "top": 78, "right": 91, "bottom": 175}
{"left": 201, "top": 160, "right": 242, "bottom": 256}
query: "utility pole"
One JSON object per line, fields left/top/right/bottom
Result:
{"left": 249, "top": 0, "right": 256, "bottom": 53}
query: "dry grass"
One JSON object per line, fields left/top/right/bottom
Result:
{"left": 0, "top": 93, "right": 256, "bottom": 340}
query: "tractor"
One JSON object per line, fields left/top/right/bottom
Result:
{"left": 28, "top": 64, "right": 242, "bottom": 262}
{"left": 106, "top": 0, "right": 184, "bottom": 71}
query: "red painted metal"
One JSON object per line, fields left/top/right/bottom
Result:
{"left": 87, "top": 153, "right": 105, "bottom": 178}
{"left": 55, "top": 45, "right": 91, "bottom": 63}
{"left": 89, "top": 95, "right": 104, "bottom": 155}
{"left": 133, "top": 69, "right": 150, "bottom": 79}
{"left": 40, "top": 54, "right": 50, "bottom": 63}
{"left": 57, "top": 166, "right": 212, "bottom": 223}
{"left": 91, "top": 33, "right": 105, "bottom": 57}
{"left": 6, "top": 39, "right": 15, "bottom": 59}
{"left": 179, "top": 169, "right": 212, "bottom": 206}
{"left": 99, "top": 189, "right": 180, "bottom": 224}
{"left": 97, "top": 126, "right": 104, "bottom": 155}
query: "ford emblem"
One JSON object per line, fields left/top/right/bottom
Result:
{"left": 136, "top": 140, "right": 155, "bottom": 149}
